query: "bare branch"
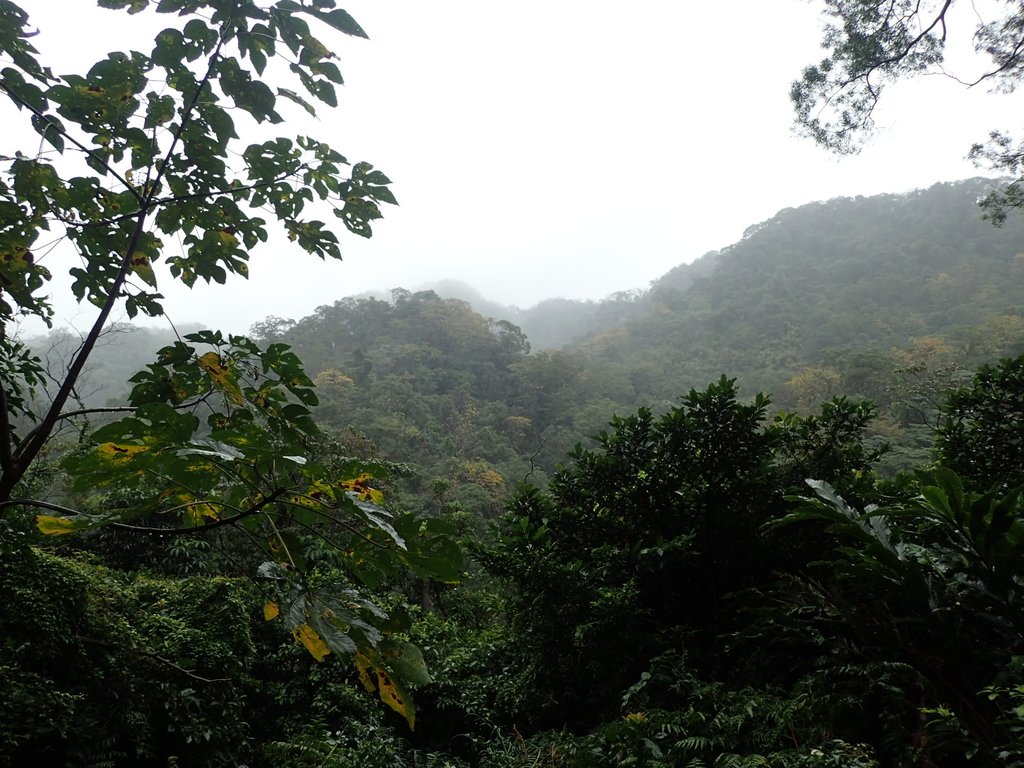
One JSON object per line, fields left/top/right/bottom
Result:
{"left": 0, "top": 497, "right": 79, "bottom": 515}
{"left": 77, "top": 636, "right": 229, "bottom": 683}
{"left": 0, "top": 384, "right": 13, "bottom": 474}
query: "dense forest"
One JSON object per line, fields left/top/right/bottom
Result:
{"left": 10, "top": 177, "right": 1024, "bottom": 767}
{"left": 4, "top": 1, "right": 1024, "bottom": 766}
{"left": 55, "top": 178, "right": 1024, "bottom": 500}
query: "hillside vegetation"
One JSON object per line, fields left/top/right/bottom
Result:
{"left": 14, "top": 178, "right": 1024, "bottom": 766}
{"left": 260, "top": 178, "right": 1024, "bottom": 486}
{"left": 37, "top": 179, "right": 1024, "bottom": 508}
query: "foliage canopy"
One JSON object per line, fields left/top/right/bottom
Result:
{"left": 793, "top": 0, "right": 1024, "bottom": 221}
{"left": 0, "top": 0, "right": 460, "bottom": 726}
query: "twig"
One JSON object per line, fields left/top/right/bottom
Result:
{"left": 77, "top": 636, "right": 229, "bottom": 683}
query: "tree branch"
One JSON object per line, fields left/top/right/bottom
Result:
{"left": 111, "top": 488, "right": 285, "bottom": 536}
{"left": 832, "top": 0, "right": 954, "bottom": 91}
{"left": 0, "top": 32, "right": 228, "bottom": 502}
{"left": 0, "top": 497, "right": 79, "bottom": 515}
{"left": 77, "top": 636, "right": 229, "bottom": 684}
{"left": 878, "top": 0, "right": 953, "bottom": 71}
{"left": 0, "top": 81, "right": 144, "bottom": 206}
{"left": 963, "top": 33, "right": 1024, "bottom": 87}
{"left": 0, "top": 383, "right": 13, "bottom": 474}
{"left": 13, "top": 392, "right": 214, "bottom": 454}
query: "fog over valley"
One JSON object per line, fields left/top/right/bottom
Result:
{"left": 13, "top": 0, "right": 1024, "bottom": 335}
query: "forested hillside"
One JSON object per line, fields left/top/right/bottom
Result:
{"left": 17, "top": 173, "right": 1024, "bottom": 768}
{"left": 7, "top": 1, "right": 1024, "bottom": 766}
{"left": 628, "top": 179, "right": 1024, "bottom": 394}
{"left": 13, "top": 189, "right": 1024, "bottom": 767}
{"left": 35, "top": 179, "right": 1024, "bottom": 505}
{"left": 426, "top": 178, "right": 1024, "bottom": 370}
{"left": 250, "top": 178, "right": 1024, "bottom": 483}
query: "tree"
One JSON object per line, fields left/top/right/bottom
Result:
{"left": 485, "top": 377, "right": 890, "bottom": 733}
{"left": 778, "top": 468, "right": 1024, "bottom": 762}
{"left": 487, "top": 378, "right": 782, "bottom": 727}
{"left": 0, "top": 0, "right": 458, "bottom": 726}
{"left": 792, "top": 0, "right": 1024, "bottom": 221}
{"left": 937, "top": 353, "right": 1024, "bottom": 489}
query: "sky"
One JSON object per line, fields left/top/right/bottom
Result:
{"left": 10, "top": 0, "right": 1024, "bottom": 336}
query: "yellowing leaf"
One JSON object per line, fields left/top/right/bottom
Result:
{"left": 185, "top": 502, "right": 220, "bottom": 525}
{"left": 97, "top": 442, "right": 148, "bottom": 463}
{"left": 288, "top": 480, "right": 333, "bottom": 509}
{"left": 376, "top": 668, "right": 415, "bottom": 729}
{"left": 197, "top": 351, "right": 227, "bottom": 376}
{"left": 340, "top": 473, "right": 384, "bottom": 504}
{"left": 127, "top": 232, "right": 162, "bottom": 288}
{"left": 129, "top": 252, "right": 156, "bottom": 287}
{"left": 293, "top": 623, "right": 331, "bottom": 662}
{"left": 354, "top": 652, "right": 376, "bottom": 692}
{"left": 263, "top": 601, "right": 280, "bottom": 621}
{"left": 0, "top": 244, "right": 32, "bottom": 273}
{"left": 36, "top": 514, "right": 79, "bottom": 535}
{"left": 197, "top": 352, "right": 243, "bottom": 404}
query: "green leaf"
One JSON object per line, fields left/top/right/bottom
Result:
{"left": 919, "top": 485, "right": 952, "bottom": 521}
{"left": 2, "top": 66, "right": 48, "bottom": 112}
{"left": 307, "top": 8, "right": 368, "bottom": 38}
{"left": 379, "top": 638, "right": 431, "bottom": 686}
{"left": 144, "top": 92, "right": 175, "bottom": 128}
{"left": 311, "top": 60, "right": 343, "bottom": 84}
{"left": 217, "top": 56, "right": 281, "bottom": 123}
{"left": 152, "top": 27, "right": 186, "bottom": 67}
{"left": 368, "top": 185, "right": 398, "bottom": 206}
{"left": 177, "top": 439, "right": 245, "bottom": 462}
{"left": 311, "top": 611, "right": 358, "bottom": 654}
{"left": 97, "top": 0, "right": 149, "bottom": 13}
{"left": 30, "top": 114, "right": 65, "bottom": 153}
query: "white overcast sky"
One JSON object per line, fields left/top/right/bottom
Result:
{"left": 10, "top": 0, "right": 1024, "bottom": 335}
